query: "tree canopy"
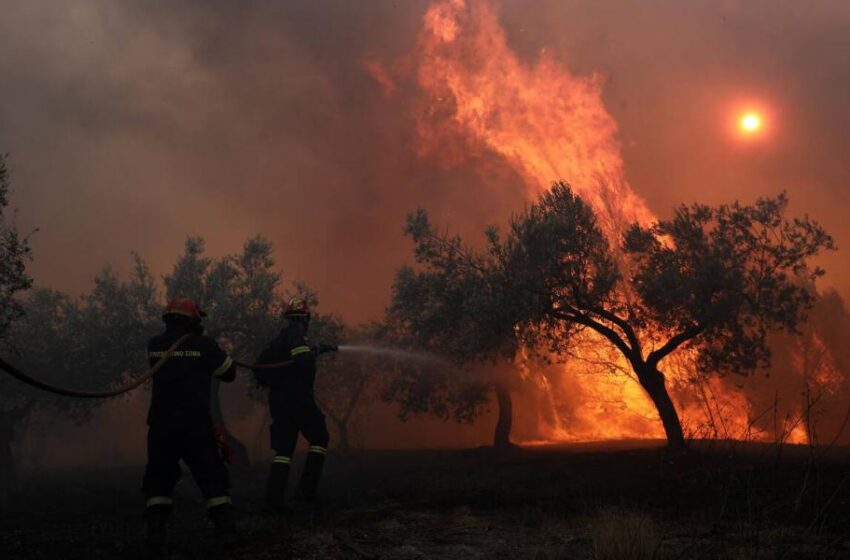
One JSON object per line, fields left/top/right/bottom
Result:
{"left": 404, "top": 182, "right": 835, "bottom": 449}
{"left": 0, "top": 155, "right": 32, "bottom": 338}
{"left": 386, "top": 210, "right": 534, "bottom": 448}
{"left": 0, "top": 258, "right": 159, "bottom": 488}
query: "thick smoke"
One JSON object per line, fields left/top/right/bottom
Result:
{"left": 0, "top": 0, "right": 526, "bottom": 321}
{"left": 3, "top": 0, "right": 850, "bottom": 318}
{"left": 2, "top": 0, "right": 850, "bottom": 457}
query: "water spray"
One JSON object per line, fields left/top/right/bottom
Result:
{"left": 337, "top": 344, "right": 449, "bottom": 365}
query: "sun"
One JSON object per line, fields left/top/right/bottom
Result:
{"left": 739, "top": 112, "right": 762, "bottom": 134}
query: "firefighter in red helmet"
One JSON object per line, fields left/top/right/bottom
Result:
{"left": 142, "top": 296, "right": 238, "bottom": 552}
{"left": 253, "top": 296, "right": 330, "bottom": 512}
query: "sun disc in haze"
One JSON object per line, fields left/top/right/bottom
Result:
{"left": 739, "top": 112, "right": 762, "bottom": 133}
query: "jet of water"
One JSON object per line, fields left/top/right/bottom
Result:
{"left": 337, "top": 344, "right": 448, "bottom": 365}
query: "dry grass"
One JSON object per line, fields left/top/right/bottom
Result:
{"left": 591, "top": 508, "right": 662, "bottom": 560}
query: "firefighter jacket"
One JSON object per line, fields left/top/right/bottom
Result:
{"left": 146, "top": 327, "right": 235, "bottom": 431}
{"left": 253, "top": 321, "right": 317, "bottom": 406}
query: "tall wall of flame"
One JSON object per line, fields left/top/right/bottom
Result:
{"left": 416, "top": 0, "right": 654, "bottom": 234}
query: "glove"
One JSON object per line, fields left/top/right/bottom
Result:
{"left": 213, "top": 426, "right": 234, "bottom": 465}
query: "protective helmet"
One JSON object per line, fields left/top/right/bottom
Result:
{"left": 163, "top": 296, "right": 207, "bottom": 320}
{"left": 283, "top": 296, "right": 310, "bottom": 317}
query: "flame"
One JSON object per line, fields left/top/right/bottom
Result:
{"left": 416, "top": 0, "right": 652, "bottom": 234}
{"left": 408, "top": 0, "right": 842, "bottom": 445}
{"left": 363, "top": 58, "right": 398, "bottom": 97}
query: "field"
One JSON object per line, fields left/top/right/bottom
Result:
{"left": 2, "top": 441, "right": 849, "bottom": 559}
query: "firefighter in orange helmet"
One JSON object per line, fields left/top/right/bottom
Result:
{"left": 142, "top": 297, "right": 238, "bottom": 551}
{"left": 253, "top": 297, "right": 330, "bottom": 512}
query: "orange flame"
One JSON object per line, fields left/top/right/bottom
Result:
{"left": 410, "top": 0, "right": 840, "bottom": 445}
{"left": 416, "top": 0, "right": 653, "bottom": 235}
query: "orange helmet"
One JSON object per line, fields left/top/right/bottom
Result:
{"left": 283, "top": 296, "right": 310, "bottom": 317}
{"left": 163, "top": 296, "right": 207, "bottom": 320}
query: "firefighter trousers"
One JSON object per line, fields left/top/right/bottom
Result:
{"left": 142, "top": 423, "right": 231, "bottom": 510}
{"left": 267, "top": 395, "right": 329, "bottom": 501}
{"left": 269, "top": 395, "right": 330, "bottom": 456}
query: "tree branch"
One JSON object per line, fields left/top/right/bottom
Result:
{"left": 548, "top": 307, "right": 637, "bottom": 366}
{"left": 587, "top": 304, "right": 643, "bottom": 359}
{"left": 647, "top": 323, "right": 706, "bottom": 369}
{"left": 419, "top": 230, "right": 488, "bottom": 275}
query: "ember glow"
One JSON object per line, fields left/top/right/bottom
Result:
{"left": 411, "top": 0, "right": 841, "bottom": 444}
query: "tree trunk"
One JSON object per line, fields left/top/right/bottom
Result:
{"left": 210, "top": 379, "right": 250, "bottom": 466}
{"left": 637, "top": 366, "right": 686, "bottom": 450}
{"left": 493, "top": 382, "right": 514, "bottom": 449}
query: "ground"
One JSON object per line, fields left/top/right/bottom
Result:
{"left": 1, "top": 441, "right": 849, "bottom": 559}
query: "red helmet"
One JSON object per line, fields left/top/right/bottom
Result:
{"left": 163, "top": 296, "right": 207, "bottom": 320}
{"left": 284, "top": 296, "right": 310, "bottom": 317}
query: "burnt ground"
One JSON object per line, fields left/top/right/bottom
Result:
{"left": 2, "top": 441, "right": 850, "bottom": 560}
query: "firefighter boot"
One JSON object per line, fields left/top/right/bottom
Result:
{"left": 208, "top": 501, "right": 240, "bottom": 546}
{"left": 295, "top": 447, "right": 326, "bottom": 504}
{"left": 144, "top": 503, "right": 172, "bottom": 556}
{"left": 263, "top": 458, "right": 291, "bottom": 514}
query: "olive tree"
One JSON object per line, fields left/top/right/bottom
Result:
{"left": 386, "top": 210, "right": 526, "bottom": 449}
{"left": 408, "top": 183, "right": 834, "bottom": 450}
{"left": 0, "top": 260, "right": 159, "bottom": 487}
{"left": 499, "top": 183, "right": 834, "bottom": 449}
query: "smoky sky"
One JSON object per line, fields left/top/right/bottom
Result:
{"left": 2, "top": 0, "right": 849, "bottom": 323}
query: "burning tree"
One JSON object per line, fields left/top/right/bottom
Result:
{"left": 758, "top": 290, "right": 850, "bottom": 445}
{"left": 510, "top": 184, "right": 835, "bottom": 449}
{"left": 409, "top": 183, "right": 834, "bottom": 450}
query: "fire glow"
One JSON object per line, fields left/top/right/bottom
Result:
{"left": 405, "top": 0, "right": 838, "bottom": 444}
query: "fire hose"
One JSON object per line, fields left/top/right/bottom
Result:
{"left": 0, "top": 336, "right": 338, "bottom": 399}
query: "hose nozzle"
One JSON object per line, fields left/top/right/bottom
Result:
{"left": 313, "top": 343, "right": 339, "bottom": 355}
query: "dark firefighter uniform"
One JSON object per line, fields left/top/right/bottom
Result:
{"left": 142, "top": 296, "right": 238, "bottom": 549}
{"left": 253, "top": 297, "right": 329, "bottom": 511}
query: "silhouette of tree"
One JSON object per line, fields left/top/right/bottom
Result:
{"left": 508, "top": 184, "right": 834, "bottom": 449}
{"left": 0, "top": 259, "right": 157, "bottom": 490}
{"left": 402, "top": 183, "right": 834, "bottom": 450}
{"left": 386, "top": 210, "right": 528, "bottom": 449}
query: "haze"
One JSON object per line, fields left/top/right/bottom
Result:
{"left": 2, "top": 0, "right": 849, "bottom": 322}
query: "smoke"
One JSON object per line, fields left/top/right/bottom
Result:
{"left": 3, "top": 0, "right": 850, "bottom": 317}
{"left": 0, "top": 0, "right": 526, "bottom": 321}
{"left": 2, "top": 0, "right": 850, "bottom": 453}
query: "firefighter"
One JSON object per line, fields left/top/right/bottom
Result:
{"left": 142, "top": 296, "right": 238, "bottom": 551}
{"left": 253, "top": 296, "right": 330, "bottom": 512}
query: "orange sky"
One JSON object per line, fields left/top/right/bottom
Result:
{"left": 2, "top": 0, "right": 849, "bottom": 323}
